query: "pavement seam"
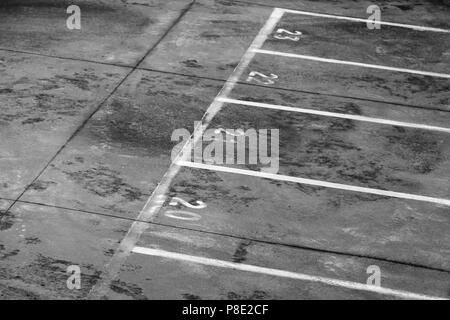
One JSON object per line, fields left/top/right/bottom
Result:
{"left": 9, "top": 198, "right": 450, "bottom": 275}
{"left": 1, "top": 48, "right": 448, "bottom": 113}
{"left": 0, "top": 47, "right": 133, "bottom": 70}
{"left": 135, "top": 68, "right": 450, "bottom": 113}
{"left": 0, "top": 0, "right": 197, "bottom": 219}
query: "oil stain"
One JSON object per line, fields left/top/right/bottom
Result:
{"left": 64, "top": 165, "right": 144, "bottom": 201}
{"left": 232, "top": 240, "right": 252, "bottom": 263}
{"left": 110, "top": 280, "right": 147, "bottom": 300}
{"left": 227, "top": 290, "right": 270, "bottom": 300}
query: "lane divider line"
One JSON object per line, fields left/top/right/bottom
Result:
{"left": 278, "top": 8, "right": 450, "bottom": 33}
{"left": 132, "top": 246, "right": 446, "bottom": 300}
{"left": 177, "top": 161, "right": 450, "bottom": 207}
{"left": 253, "top": 49, "right": 450, "bottom": 79}
{"left": 217, "top": 97, "right": 450, "bottom": 133}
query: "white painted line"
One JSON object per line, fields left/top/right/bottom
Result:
{"left": 171, "top": 8, "right": 286, "bottom": 167}
{"left": 216, "top": 8, "right": 285, "bottom": 99}
{"left": 217, "top": 97, "right": 450, "bottom": 133}
{"left": 164, "top": 210, "right": 202, "bottom": 221}
{"left": 279, "top": 8, "right": 450, "bottom": 33}
{"left": 132, "top": 246, "right": 446, "bottom": 300}
{"left": 177, "top": 161, "right": 450, "bottom": 207}
{"left": 254, "top": 49, "right": 450, "bottom": 79}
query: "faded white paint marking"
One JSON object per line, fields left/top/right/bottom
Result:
{"left": 164, "top": 210, "right": 202, "bottom": 221}
{"left": 132, "top": 247, "right": 446, "bottom": 300}
{"left": 169, "top": 197, "right": 207, "bottom": 209}
{"left": 177, "top": 161, "right": 450, "bottom": 207}
{"left": 217, "top": 97, "right": 450, "bottom": 133}
{"left": 254, "top": 49, "right": 450, "bottom": 79}
{"left": 279, "top": 8, "right": 450, "bottom": 33}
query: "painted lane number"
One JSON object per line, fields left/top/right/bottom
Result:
{"left": 246, "top": 71, "right": 278, "bottom": 85}
{"left": 274, "top": 28, "right": 303, "bottom": 41}
{"left": 169, "top": 197, "right": 206, "bottom": 209}
{"left": 164, "top": 197, "right": 206, "bottom": 221}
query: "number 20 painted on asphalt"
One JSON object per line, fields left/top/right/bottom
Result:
{"left": 273, "top": 28, "right": 303, "bottom": 41}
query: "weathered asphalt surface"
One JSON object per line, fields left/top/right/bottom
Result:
{"left": 0, "top": 0, "right": 450, "bottom": 299}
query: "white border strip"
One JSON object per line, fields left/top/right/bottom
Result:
{"left": 132, "top": 246, "right": 446, "bottom": 300}
{"left": 217, "top": 97, "right": 450, "bottom": 133}
{"left": 177, "top": 161, "right": 450, "bottom": 207}
{"left": 279, "top": 8, "right": 450, "bottom": 33}
{"left": 253, "top": 49, "right": 450, "bottom": 79}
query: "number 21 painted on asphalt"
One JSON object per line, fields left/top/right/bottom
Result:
{"left": 273, "top": 28, "right": 303, "bottom": 41}
{"left": 246, "top": 71, "right": 278, "bottom": 85}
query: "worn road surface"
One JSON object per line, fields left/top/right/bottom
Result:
{"left": 0, "top": 0, "right": 449, "bottom": 299}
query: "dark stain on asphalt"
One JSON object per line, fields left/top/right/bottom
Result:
{"left": 181, "top": 59, "right": 204, "bottom": 68}
{"left": 54, "top": 75, "right": 92, "bottom": 91}
{"left": 24, "top": 237, "right": 41, "bottom": 245}
{"left": 306, "top": 136, "right": 359, "bottom": 153}
{"left": 200, "top": 31, "right": 221, "bottom": 39}
{"left": 238, "top": 96, "right": 284, "bottom": 105}
{"left": 0, "top": 0, "right": 106, "bottom": 8}
{"left": 110, "top": 280, "right": 147, "bottom": 300}
{"left": 0, "top": 254, "right": 101, "bottom": 298}
{"left": 0, "top": 284, "right": 40, "bottom": 299}
{"left": 1, "top": 85, "right": 89, "bottom": 124}
{"left": 170, "top": 180, "right": 230, "bottom": 200}
{"left": 182, "top": 293, "right": 202, "bottom": 300}
{"left": 232, "top": 240, "right": 252, "bottom": 263}
{"left": 269, "top": 180, "right": 325, "bottom": 195}
{"left": 74, "top": 156, "right": 84, "bottom": 163}
{"left": 103, "top": 248, "right": 115, "bottom": 257}
{"left": 327, "top": 192, "right": 389, "bottom": 208}
{"left": 21, "top": 117, "right": 45, "bottom": 125}
{"left": 29, "top": 180, "right": 57, "bottom": 191}
{"left": 0, "top": 249, "right": 20, "bottom": 259}
{"left": 0, "top": 88, "right": 14, "bottom": 94}
{"left": 394, "top": 4, "right": 414, "bottom": 10}
{"left": 0, "top": 212, "right": 15, "bottom": 231}
{"left": 64, "top": 165, "right": 145, "bottom": 201}
{"left": 339, "top": 102, "right": 362, "bottom": 115}
{"left": 336, "top": 160, "right": 383, "bottom": 185}
{"left": 357, "top": 74, "right": 408, "bottom": 99}
{"left": 384, "top": 128, "right": 443, "bottom": 174}
{"left": 227, "top": 290, "right": 270, "bottom": 300}
{"left": 0, "top": 1, "right": 153, "bottom": 49}
{"left": 89, "top": 98, "right": 187, "bottom": 155}
{"left": 23, "top": 255, "right": 102, "bottom": 296}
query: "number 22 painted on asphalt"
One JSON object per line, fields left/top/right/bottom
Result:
{"left": 274, "top": 28, "right": 303, "bottom": 41}
{"left": 246, "top": 71, "right": 278, "bottom": 85}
